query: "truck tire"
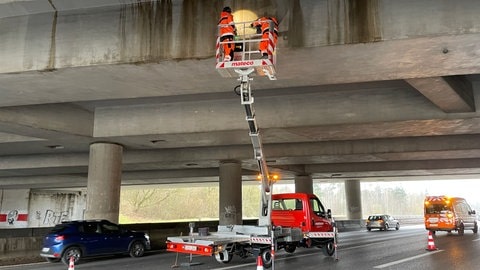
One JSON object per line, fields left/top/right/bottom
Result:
{"left": 261, "top": 249, "right": 272, "bottom": 269}
{"left": 284, "top": 244, "right": 297, "bottom": 253}
{"left": 321, "top": 240, "right": 335, "bottom": 256}
{"left": 215, "top": 250, "right": 233, "bottom": 263}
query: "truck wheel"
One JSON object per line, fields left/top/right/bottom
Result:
{"left": 261, "top": 249, "right": 272, "bottom": 269}
{"left": 322, "top": 240, "right": 335, "bottom": 256}
{"left": 284, "top": 244, "right": 296, "bottom": 253}
{"left": 215, "top": 250, "right": 233, "bottom": 264}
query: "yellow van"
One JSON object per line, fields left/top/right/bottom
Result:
{"left": 424, "top": 195, "right": 478, "bottom": 235}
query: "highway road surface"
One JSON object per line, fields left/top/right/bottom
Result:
{"left": 1, "top": 225, "right": 479, "bottom": 270}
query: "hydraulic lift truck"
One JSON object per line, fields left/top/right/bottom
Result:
{"left": 166, "top": 20, "right": 338, "bottom": 269}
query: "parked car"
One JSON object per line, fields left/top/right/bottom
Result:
{"left": 40, "top": 219, "right": 150, "bottom": 265}
{"left": 366, "top": 215, "right": 400, "bottom": 231}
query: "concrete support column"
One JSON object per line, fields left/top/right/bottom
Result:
{"left": 219, "top": 160, "right": 242, "bottom": 225}
{"left": 345, "top": 179, "right": 363, "bottom": 220}
{"left": 294, "top": 174, "right": 313, "bottom": 194}
{"left": 84, "top": 142, "right": 123, "bottom": 223}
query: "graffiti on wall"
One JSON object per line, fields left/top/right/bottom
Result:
{"left": 0, "top": 209, "right": 28, "bottom": 226}
{"left": 36, "top": 209, "right": 69, "bottom": 226}
{"left": 223, "top": 205, "right": 237, "bottom": 219}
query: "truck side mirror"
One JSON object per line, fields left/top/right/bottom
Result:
{"left": 327, "top": 209, "right": 332, "bottom": 219}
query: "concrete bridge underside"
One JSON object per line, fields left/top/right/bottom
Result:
{"left": 1, "top": 0, "right": 480, "bottom": 189}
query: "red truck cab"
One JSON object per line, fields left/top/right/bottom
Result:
{"left": 271, "top": 193, "right": 333, "bottom": 233}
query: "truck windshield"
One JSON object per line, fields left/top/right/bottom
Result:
{"left": 425, "top": 203, "right": 452, "bottom": 214}
{"left": 310, "top": 198, "right": 325, "bottom": 217}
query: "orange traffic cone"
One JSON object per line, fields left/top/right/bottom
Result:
{"left": 68, "top": 256, "right": 75, "bottom": 270}
{"left": 256, "top": 255, "right": 264, "bottom": 270}
{"left": 426, "top": 231, "right": 437, "bottom": 251}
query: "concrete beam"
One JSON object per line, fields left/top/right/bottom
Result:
{"left": 0, "top": 104, "right": 93, "bottom": 139}
{"left": 1, "top": 134, "right": 480, "bottom": 172}
{"left": 307, "top": 159, "right": 480, "bottom": 180}
{"left": 406, "top": 76, "right": 475, "bottom": 112}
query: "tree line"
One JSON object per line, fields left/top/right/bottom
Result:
{"left": 119, "top": 181, "right": 433, "bottom": 224}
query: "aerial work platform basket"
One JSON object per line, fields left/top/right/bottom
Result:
{"left": 216, "top": 20, "right": 277, "bottom": 80}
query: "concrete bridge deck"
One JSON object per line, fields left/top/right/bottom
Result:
{"left": 1, "top": 0, "right": 480, "bottom": 189}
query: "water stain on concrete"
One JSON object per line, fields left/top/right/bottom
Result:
{"left": 345, "top": 0, "right": 382, "bottom": 43}
{"left": 119, "top": 0, "right": 173, "bottom": 63}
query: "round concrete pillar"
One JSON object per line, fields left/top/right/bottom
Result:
{"left": 345, "top": 179, "right": 363, "bottom": 220}
{"left": 294, "top": 175, "right": 313, "bottom": 194}
{"left": 84, "top": 142, "right": 123, "bottom": 223}
{"left": 219, "top": 160, "right": 242, "bottom": 225}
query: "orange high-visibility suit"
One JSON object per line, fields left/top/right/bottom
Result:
{"left": 251, "top": 17, "right": 278, "bottom": 58}
{"left": 218, "top": 7, "right": 236, "bottom": 61}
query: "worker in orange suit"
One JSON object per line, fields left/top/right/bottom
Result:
{"left": 218, "top": 6, "right": 236, "bottom": 61}
{"left": 251, "top": 16, "right": 278, "bottom": 59}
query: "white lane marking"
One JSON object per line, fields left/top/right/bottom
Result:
{"left": 472, "top": 238, "right": 480, "bottom": 242}
{"left": 373, "top": 250, "right": 444, "bottom": 268}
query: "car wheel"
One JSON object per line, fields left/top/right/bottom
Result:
{"left": 367, "top": 227, "right": 371, "bottom": 231}
{"left": 61, "top": 246, "right": 82, "bottom": 265}
{"left": 473, "top": 222, "right": 478, "bottom": 234}
{"left": 395, "top": 223, "right": 400, "bottom": 230}
{"left": 46, "top": 257, "right": 61, "bottom": 263}
{"left": 321, "top": 240, "right": 336, "bottom": 256}
{"left": 458, "top": 224, "right": 465, "bottom": 236}
{"left": 129, "top": 241, "right": 146, "bottom": 257}
{"left": 384, "top": 224, "right": 389, "bottom": 231}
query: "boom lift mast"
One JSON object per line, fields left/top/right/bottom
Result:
{"left": 236, "top": 68, "right": 273, "bottom": 227}
{"left": 216, "top": 19, "right": 278, "bottom": 226}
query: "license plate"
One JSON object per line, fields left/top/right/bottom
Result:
{"left": 42, "top": 247, "right": 50, "bottom": 252}
{"left": 184, "top": 245, "right": 197, "bottom": 251}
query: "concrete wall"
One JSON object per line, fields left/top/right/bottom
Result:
{"left": 28, "top": 190, "right": 86, "bottom": 227}
{"left": 0, "top": 189, "right": 86, "bottom": 228}
{"left": 0, "top": 190, "right": 29, "bottom": 228}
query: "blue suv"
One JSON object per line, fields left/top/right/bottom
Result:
{"left": 40, "top": 219, "right": 151, "bottom": 265}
